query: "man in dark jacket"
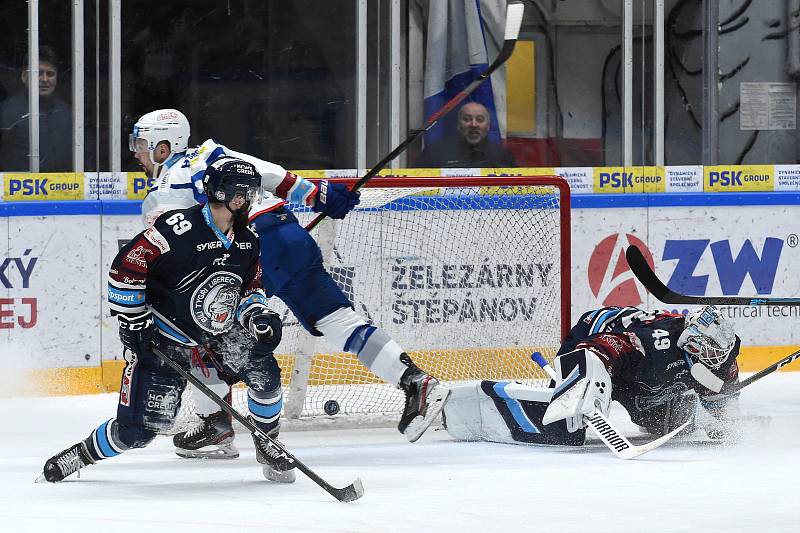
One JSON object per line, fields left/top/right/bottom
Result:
{"left": 414, "top": 102, "right": 516, "bottom": 168}
{"left": 0, "top": 46, "right": 72, "bottom": 172}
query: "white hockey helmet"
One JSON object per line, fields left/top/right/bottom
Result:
{"left": 129, "top": 108, "right": 190, "bottom": 156}
{"left": 677, "top": 305, "right": 736, "bottom": 369}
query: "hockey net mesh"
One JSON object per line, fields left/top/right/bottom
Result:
{"left": 174, "top": 176, "right": 569, "bottom": 430}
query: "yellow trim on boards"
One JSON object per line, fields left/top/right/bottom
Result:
{"left": 16, "top": 346, "right": 800, "bottom": 397}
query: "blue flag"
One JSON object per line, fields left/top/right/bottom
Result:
{"left": 422, "top": 0, "right": 503, "bottom": 145}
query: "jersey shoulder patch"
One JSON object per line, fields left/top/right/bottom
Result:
{"left": 143, "top": 226, "right": 171, "bottom": 253}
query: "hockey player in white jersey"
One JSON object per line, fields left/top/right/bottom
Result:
{"left": 130, "top": 109, "right": 450, "bottom": 459}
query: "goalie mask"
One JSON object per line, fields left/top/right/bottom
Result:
{"left": 677, "top": 306, "right": 736, "bottom": 369}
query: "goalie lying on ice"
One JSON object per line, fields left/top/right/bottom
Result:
{"left": 443, "top": 306, "right": 742, "bottom": 445}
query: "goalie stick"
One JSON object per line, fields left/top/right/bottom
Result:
{"left": 625, "top": 245, "right": 800, "bottom": 307}
{"left": 305, "top": 1, "right": 525, "bottom": 231}
{"left": 702, "top": 347, "right": 800, "bottom": 402}
{"left": 151, "top": 346, "right": 365, "bottom": 503}
{"left": 531, "top": 352, "right": 688, "bottom": 459}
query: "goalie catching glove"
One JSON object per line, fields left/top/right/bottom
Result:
{"left": 312, "top": 180, "right": 360, "bottom": 219}
{"left": 118, "top": 311, "right": 158, "bottom": 357}
{"left": 542, "top": 348, "right": 612, "bottom": 432}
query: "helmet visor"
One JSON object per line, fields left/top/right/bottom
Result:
{"left": 211, "top": 180, "right": 261, "bottom": 204}
{"left": 129, "top": 135, "right": 151, "bottom": 153}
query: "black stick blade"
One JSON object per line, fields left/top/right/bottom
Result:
{"left": 625, "top": 245, "right": 675, "bottom": 303}
{"left": 626, "top": 245, "right": 800, "bottom": 307}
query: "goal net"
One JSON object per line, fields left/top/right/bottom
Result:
{"left": 175, "top": 175, "right": 570, "bottom": 430}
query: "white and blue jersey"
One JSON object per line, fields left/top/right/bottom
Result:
{"left": 141, "top": 141, "right": 351, "bottom": 335}
{"left": 141, "top": 139, "right": 318, "bottom": 226}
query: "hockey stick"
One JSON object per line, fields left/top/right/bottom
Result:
{"left": 305, "top": 1, "right": 525, "bottom": 232}
{"left": 151, "top": 346, "right": 364, "bottom": 502}
{"left": 702, "top": 347, "right": 800, "bottom": 402}
{"left": 531, "top": 352, "right": 688, "bottom": 459}
{"left": 625, "top": 245, "right": 800, "bottom": 306}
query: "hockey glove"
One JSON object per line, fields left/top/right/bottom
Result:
{"left": 311, "top": 180, "right": 360, "bottom": 219}
{"left": 118, "top": 311, "right": 158, "bottom": 357}
{"left": 242, "top": 307, "right": 283, "bottom": 353}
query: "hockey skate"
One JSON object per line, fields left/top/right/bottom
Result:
{"left": 173, "top": 411, "right": 239, "bottom": 459}
{"left": 252, "top": 431, "right": 296, "bottom": 483}
{"left": 398, "top": 368, "right": 451, "bottom": 443}
{"left": 36, "top": 441, "right": 95, "bottom": 483}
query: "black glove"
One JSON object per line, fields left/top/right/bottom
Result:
{"left": 311, "top": 180, "right": 360, "bottom": 219}
{"left": 118, "top": 311, "right": 157, "bottom": 356}
{"left": 244, "top": 308, "right": 283, "bottom": 353}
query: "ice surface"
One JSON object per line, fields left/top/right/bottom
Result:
{"left": 1, "top": 373, "right": 799, "bottom": 533}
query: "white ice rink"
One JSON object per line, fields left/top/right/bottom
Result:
{"left": 1, "top": 372, "right": 799, "bottom": 533}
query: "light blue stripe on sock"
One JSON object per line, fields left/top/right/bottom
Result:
{"left": 94, "top": 419, "right": 120, "bottom": 458}
{"left": 248, "top": 395, "right": 283, "bottom": 419}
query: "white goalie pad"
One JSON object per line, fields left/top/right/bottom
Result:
{"left": 442, "top": 382, "right": 553, "bottom": 444}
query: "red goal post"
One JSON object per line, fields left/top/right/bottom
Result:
{"left": 175, "top": 174, "right": 571, "bottom": 429}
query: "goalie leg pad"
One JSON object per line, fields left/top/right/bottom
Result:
{"left": 442, "top": 382, "right": 586, "bottom": 446}
{"left": 543, "top": 348, "right": 612, "bottom": 432}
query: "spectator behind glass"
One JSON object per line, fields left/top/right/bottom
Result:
{"left": 413, "top": 102, "right": 516, "bottom": 168}
{"left": 0, "top": 45, "right": 72, "bottom": 172}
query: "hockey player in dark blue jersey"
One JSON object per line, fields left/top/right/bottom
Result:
{"left": 38, "top": 158, "right": 295, "bottom": 484}
{"left": 131, "top": 109, "right": 449, "bottom": 459}
{"left": 443, "top": 306, "right": 743, "bottom": 446}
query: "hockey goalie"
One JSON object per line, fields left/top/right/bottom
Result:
{"left": 443, "top": 306, "right": 745, "bottom": 446}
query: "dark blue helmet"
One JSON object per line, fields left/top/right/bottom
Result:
{"left": 202, "top": 156, "right": 261, "bottom": 205}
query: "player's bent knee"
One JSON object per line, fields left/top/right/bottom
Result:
{"left": 315, "top": 307, "right": 368, "bottom": 351}
{"left": 242, "top": 352, "right": 282, "bottom": 394}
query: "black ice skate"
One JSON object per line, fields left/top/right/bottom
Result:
{"left": 36, "top": 441, "right": 95, "bottom": 483}
{"left": 173, "top": 411, "right": 239, "bottom": 459}
{"left": 398, "top": 363, "right": 451, "bottom": 443}
{"left": 252, "top": 430, "right": 296, "bottom": 484}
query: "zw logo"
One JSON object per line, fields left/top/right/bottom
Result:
{"left": 586, "top": 415, "right": 630, "bottom": 452}
{"left": 663, "top": 238, "right": 783, "bottom": 296}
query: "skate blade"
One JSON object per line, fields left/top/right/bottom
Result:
{"left": 404, "top": 386, "right": 452, "bottom": 443}
{"left": 263, "top": 465, "right": 296, "bottom": 484}
{"left": 175, "top": 444, "right": 239, "bottom": 460}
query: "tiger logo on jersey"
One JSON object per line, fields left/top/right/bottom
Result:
{"left": 190, "top": 272, "right": 243, "bottom": 333}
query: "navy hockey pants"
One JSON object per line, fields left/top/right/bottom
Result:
{"left": 105, "top": 324, "right": 281, "bottom": 452}
{"left": 252, "top": 207, "right": 352, "bottom": 335}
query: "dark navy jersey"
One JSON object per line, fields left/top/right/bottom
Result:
{"left": 559, "top": 307, "right": 740, "bottom": 431}
{"left": 108, "top": 204, "right": 266, "bottom": 345}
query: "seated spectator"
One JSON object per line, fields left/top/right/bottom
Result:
{"left": 0, "top": 45, "right": 72, "bottom": 172}
{"left": 413, "top": 102, "right": 516, "bottom": 168}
